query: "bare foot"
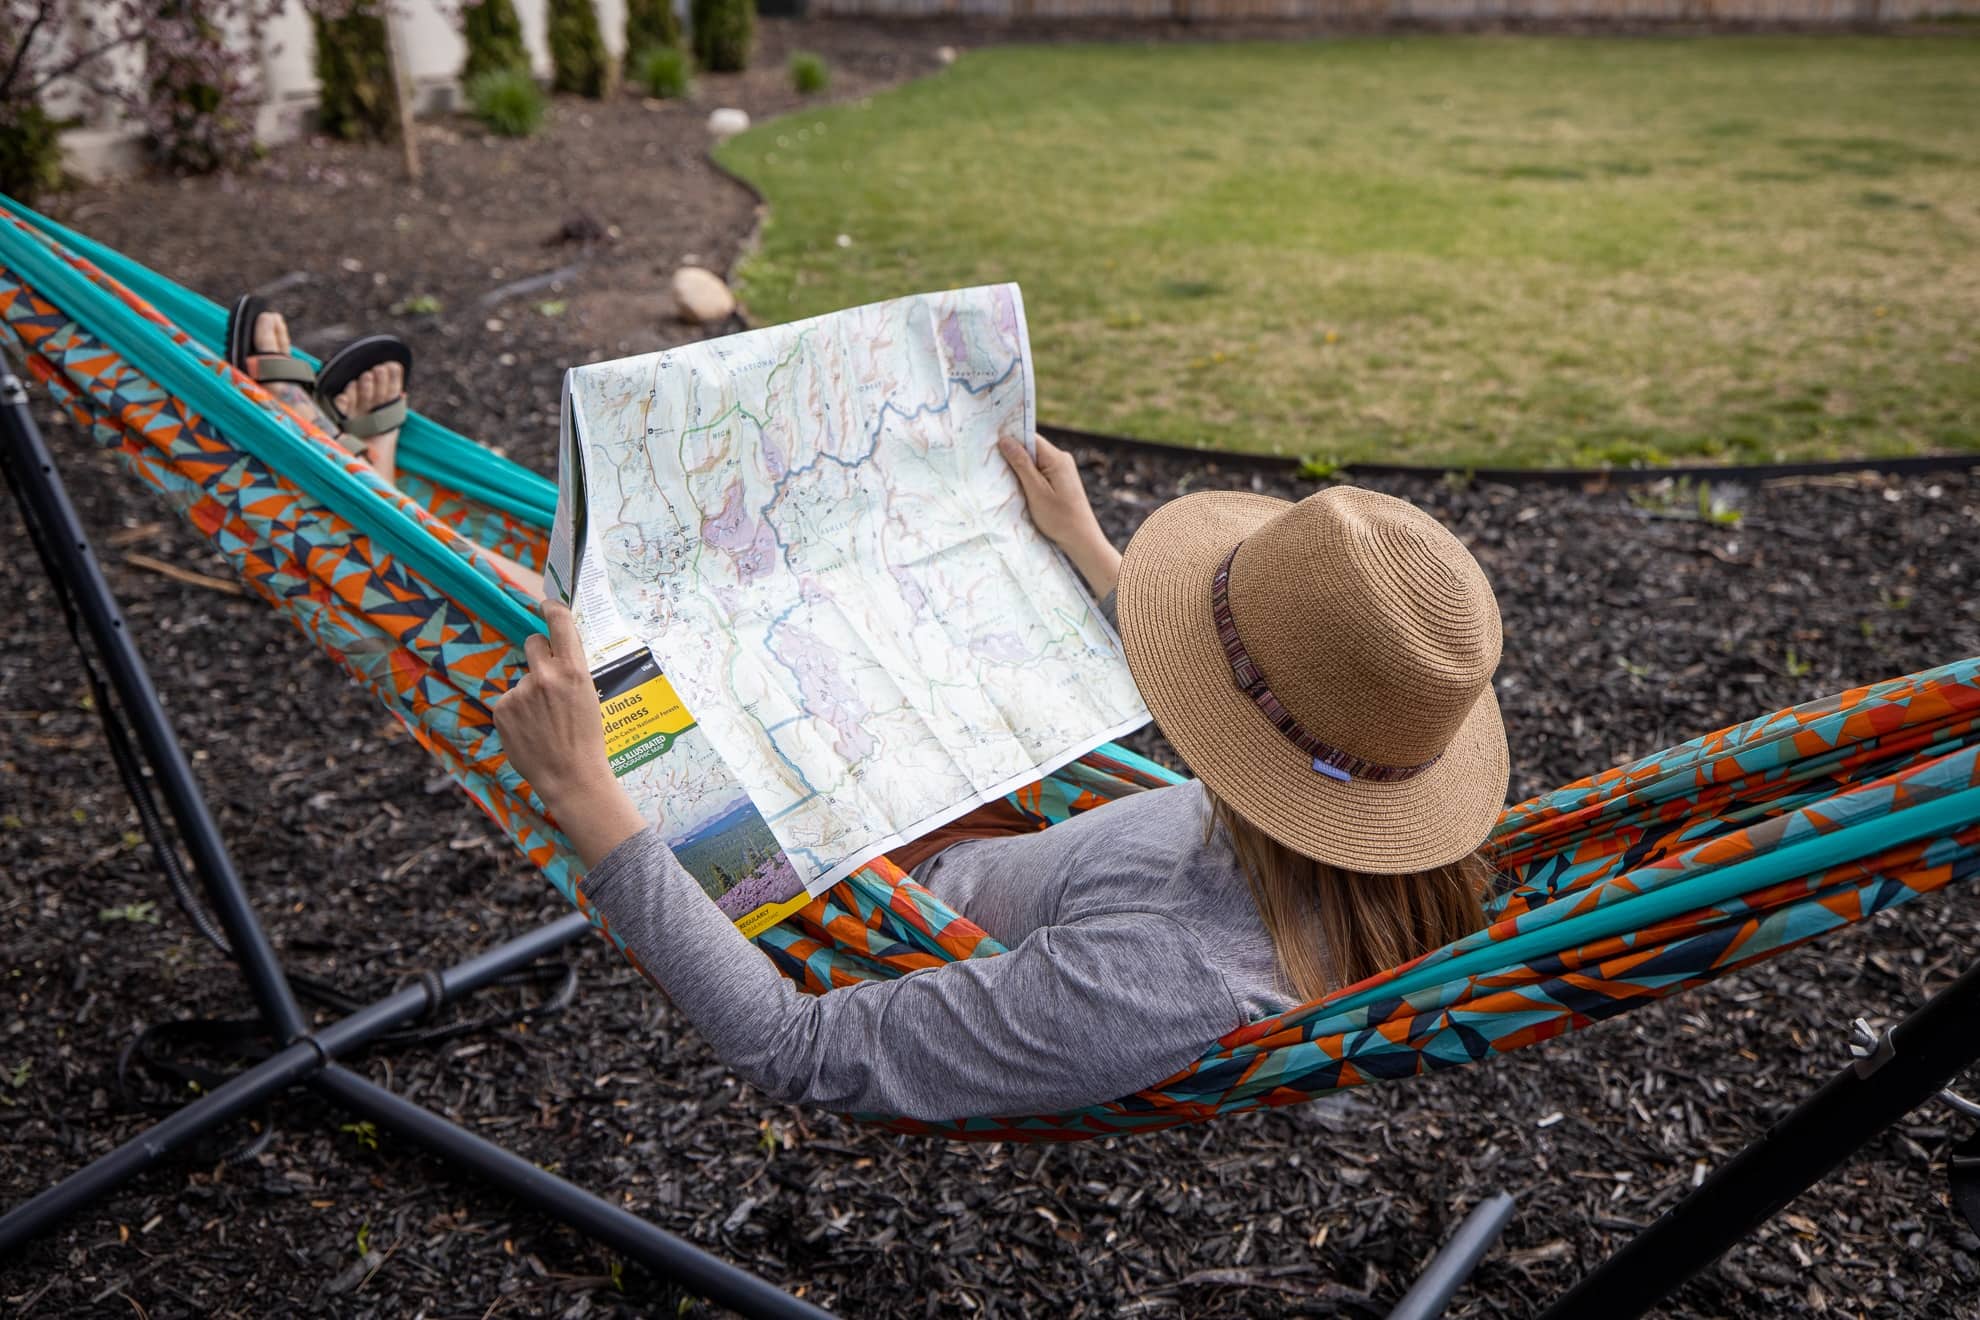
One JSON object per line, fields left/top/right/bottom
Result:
{"left": 334, "top": 362, "right": 404, "bottom": 486}
{"left": 251, "top": 309, "right": 292, "bottom": 358}
{"left": 251, "top": 309, "right": 318, "bottom": 417}
{"left": 325, "top": 357, "right": 545, "bottom": 598}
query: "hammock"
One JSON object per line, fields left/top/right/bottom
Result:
{"left": 4, "top": 196, "right": 1978, "bottom": 1145}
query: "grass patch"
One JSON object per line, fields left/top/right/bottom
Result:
{"left": 720, "top": 36, "right": 1980, "bottom": 466}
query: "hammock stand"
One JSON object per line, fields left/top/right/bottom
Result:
{"left": 0, "top": 370, "right": 1551, "bottom": 1318}
{"left": 1, "top": 194, "right": 1977, "bottom": 1314}
{"left": 9, "top": 358, "right": 1980, "bottom": 1320}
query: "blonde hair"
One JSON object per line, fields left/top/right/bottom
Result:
{"left": 1208, "top": 791, "right": 1492, "bottom": 1000}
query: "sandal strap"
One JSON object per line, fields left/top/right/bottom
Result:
{"left": 250, "top": 354, "right": 316, "bottom": 387}
{"left": 341, "top": 396, "right": 407, "bottom": 440}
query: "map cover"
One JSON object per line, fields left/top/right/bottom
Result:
{"left": 548, "top": 284, "right": 1148, "bottom": 923}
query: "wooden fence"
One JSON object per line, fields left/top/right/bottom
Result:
{"left": 809, "top": 0, "right": 1976, "bottom": 22}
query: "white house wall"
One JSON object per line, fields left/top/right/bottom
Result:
{"left": 57, "top": 0, "right": 638, "bottom": 180}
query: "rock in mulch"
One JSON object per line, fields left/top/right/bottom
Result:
{"left": 707, "top": 107, "right": 753, "bottom": 141}
{"left": 672, "top": 265, "right": 738, "bottom": 325}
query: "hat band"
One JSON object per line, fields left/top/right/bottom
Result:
{"left": 1211, "top": 545, "right": 1444, "bottom": 784}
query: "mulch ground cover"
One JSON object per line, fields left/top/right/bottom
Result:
{"left": 3, "top": 18, "right": 1978, "bottom": 1318}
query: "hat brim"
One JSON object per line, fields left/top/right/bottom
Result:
{"left": 1116, "top": 491, "right": 1509, "bottom": 874}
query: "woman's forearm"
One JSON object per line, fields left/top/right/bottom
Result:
{"left": 1060, "top": 527, "right": 1122, "bottom": 598}
{"left": 541, "top": 768, "right": 650, "bottom": 870}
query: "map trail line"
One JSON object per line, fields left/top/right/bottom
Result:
{"left": 560, "top": 284, "right": 1149, "bottom": 894}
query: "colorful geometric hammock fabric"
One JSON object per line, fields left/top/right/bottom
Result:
{"left": 4, "top": 196, "right": 1977, "bottom": 1144}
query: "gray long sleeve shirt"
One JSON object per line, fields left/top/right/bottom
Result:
{"left": 580, "top": 779, "right": 1293, "bottom": 1121}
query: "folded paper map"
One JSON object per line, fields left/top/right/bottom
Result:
{"left": 547, "top": 284, "right": 1149, "bottom": 929}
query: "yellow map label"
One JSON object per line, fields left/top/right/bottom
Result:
{"left": 600, "top": 667, "right": 697, "bottom": 775}
{"left": 733, "top": 892, "right": 812, "bottom": 939}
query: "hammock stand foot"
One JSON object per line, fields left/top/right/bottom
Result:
{"left": 1539, "top": 956, "right": 1980, "bottom": 1320}
{"left": 0, "top": 364, "right": 833, "bottom": 1320}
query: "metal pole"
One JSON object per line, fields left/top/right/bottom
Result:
{"left": 1387, "top": 1192, "right": 1516, "bottom": 1320}
{"left": 0, "top": 911, "right": 594, "bottom": 1256}
{"left": 1540, "top": 960, "right": 1980, "bottom": 1320}
{"left": 0, "top": 1039, "right": 325, "bottom": 1255}
{"left": 312, "top": 1065, "right": 839, "bottom": 1320}
{"left": 0, "top": 361, "right": 308, "bottom": 1041}
{"left": 1, "top": 359, "right": 835, "bottom": 1311}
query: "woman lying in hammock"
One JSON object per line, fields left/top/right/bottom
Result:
{"left": 496, "top": 440, "right": 1510, "bottom": 1121}
{"left": 227, "top": 298, "right": 544, "bottom": 598}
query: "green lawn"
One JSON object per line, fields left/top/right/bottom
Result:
{"left": 717, "top": 37, "right": 1980, "bottom": 467}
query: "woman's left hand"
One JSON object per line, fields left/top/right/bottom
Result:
{"left": 495, "top": 601, "right": 648, "bottom": 865}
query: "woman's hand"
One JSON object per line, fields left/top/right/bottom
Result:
{"left": 494, "top": 601, "right": 649, "bottom": 867}
{"left": 997, "top": 432, "right": 1121, "bottom": 598}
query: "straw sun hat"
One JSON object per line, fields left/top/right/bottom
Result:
{"left": 1116, "top": 486, "right": 1509, "bottom": 874}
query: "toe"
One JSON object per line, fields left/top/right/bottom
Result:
{"left": 252, "top": 311, "right": 284, "bottom": 354}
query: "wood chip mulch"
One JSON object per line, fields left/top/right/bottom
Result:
{"left": 4, "top": 18, "right": 1979, "bottom": 1318}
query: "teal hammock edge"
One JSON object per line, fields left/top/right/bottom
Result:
{"left": 9, "top": 195, "right": 1980, "bottom": 1140}
{"left": 0, "top": 194, "right": 558, "bottom": 529}
{"left": 1493, "top": 662, "right": 1980, "bottom": 866}
{"left": 0, "top": 202, "right": 545, "bottom": 643}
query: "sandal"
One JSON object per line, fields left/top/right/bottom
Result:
{"left": 312, "top": 335, "right": 414, "bottom": 441}
{"left": 224, "top": 294, "right": 317, "bottom": 389}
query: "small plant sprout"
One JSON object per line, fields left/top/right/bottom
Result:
{"left": 1630, "top": 477, "right": 1741, "bottom": 525}
{"left": 1696, "top": 481, "right": 1743, "bottom": 526}
{"left": 1785, "top": 646, "right": 1813, "bottom": 679}
{"left": 790, "top": 52, "right": 830, "bottom": 95}
{"left": 356, "top": 1221, "right": 372, "bottom": 1256}
{"left": 341, "top": 1120, "right": 381, "bottom": 1151}
{"left": 9, "top": 1061, "right": 30, "bottom": 1089}
{"left": 98, "top": 901, "right": 160, "bottom": 925}
{"left": 1298, "top": 456, "right": 1344, "bottom": 482}
{"left": 1619, "top": 657, "right": 1652, "bottom": 681}
{"left": 392, "top": 294, "right": 443, "bottom": 316}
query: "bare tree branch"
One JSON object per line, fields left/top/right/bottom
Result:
{"left": 0, "top": 0, "right": 60, "bottom": 102}
{"left": 21, "top": 18, "right": 152, "bottom": 100}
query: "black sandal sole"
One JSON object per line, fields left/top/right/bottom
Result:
{"left": 313, "top": 335, "right": 415, "bottom": 431}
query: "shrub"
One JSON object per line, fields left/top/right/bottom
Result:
{"left": 633, "top": 46, "right": 692, "bottom": 100}
{"left": 0, "top": 102, "right": 63, "bottom": 203}
{"left": 144, "top": 0, "right": 264, "bottom": 174}
{"left": 789, "top": 51, "right": 827, "bottom": 95}
{"left": 312, "top": 1, "right": 395, "bottom": 141}
{"left": 623, "top": 0, "right": 680, "bottom": 71}
{"left": 0, "top": 0, "right": 275, "bottom": 197}
{"left": 690, "top": 0, "right": 753, "bottom": 74}
{"left": 460, "top": 0, "right": 529, "bottom": 83}
{"left": 465, "top": 68, "right": 547, "bottom": 136}
{"left": 547, "top": 0, "right": 608, "bottom": 98}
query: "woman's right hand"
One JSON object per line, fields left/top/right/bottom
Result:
{"left": 997, "top": 432, "right": 1122, "bottom": 598}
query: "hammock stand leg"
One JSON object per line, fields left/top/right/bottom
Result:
{"left": 1539, "top": 957, "right": 1980, "bottom": 1320}
{"left": 0, "top": 364, "right": 835, "bottom": 1320}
